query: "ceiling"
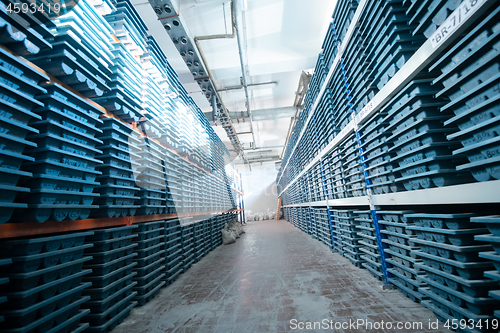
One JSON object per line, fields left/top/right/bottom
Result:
{"left": 132, "top": 0, "right": 337, "bottom": 164}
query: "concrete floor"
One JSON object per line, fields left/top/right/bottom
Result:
{"left": 114, "top": 219, "right": 451, "bottom": 333}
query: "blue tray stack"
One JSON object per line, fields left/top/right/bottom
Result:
{"left": 176, "top": 158, "right": 188, "bottom": 213}
{"left": 142, "top": 36, "right": 175, "bottom": 134}
{"left": 163, "top": 148, "right": 181, "bottom": 215}
{"left": 181, "top": 222, "right": 195, "bottom": 272}
{"left": 50, "top": 0, "right": 115, "bottom": 65}
{"left": 281, "top": 184, "right": 289, "bottom": 205}
{"left": 203, "top": 218, "right": 212, "bottom": 253}
{"left": 188, "top": 164, "right": 198, "bottom": 212}
{"left": 176, "top": 106, "right": 193, "bottom": 160}
{"left": 305, "top": 58, "right": 323, "bottom": 105}
{"left": 293, "top": 208, "right": 300, "bottom": 231}
{"left": 95, "top": 118, "right": 141, "bottom": 218}
{"left": 0, "top": 47, "right": 49, "bottom": 224}
{"left": 82, "top": 225, "right": 138, "bottom": 332}
{"left": 350, "top": 211, "right": 372, "bottom": 266}
{"left": 294, "top": 182, "right": 301, "bottom": 204}
{"left": 0, "top": 0, "right": 54, "bottom": 56}
{"left": 331, "top": 0, "right": 362, "bottom": 129}
{"left": 309, "top": 164, "right": 321, "bottom": 202}
{"left": 135, "top": 138, "right": 167, "bottom": 215}
{"left": 163, "top": 218, "right": 183, "bottom": 285}
{"left": 341, "top": 135, "right": 367, "bottom": 197}
{"left": 319, "top": 158, "right": 330, "bottom": 202}
{"left": 363, "top": 1, "right": 424, "bottom": 112}
{"left": 430, "top": 6, "right": 500, "bottom": 184}
{"left": 406, "top": 0, "right": 463, "bottom": 39}
{"left": 292, "top": 182, "right": 300, "bottom": 204}
{"left": 357, "top": 108, "right": 396, "bottom": 195}
{"left": 0, "top": 231, "right": 94, "bottom": 333}
{"left": 322, "top": 22, "right": 338, "bottom": 71}
{"left": 312, "top": 208, "right": 332, "bottom": 249}
{"left": 144, "top": 35, "right": 176, "bottom": 94}
{"left": 207, "top": 177, "right": 215, "bottom": 211}
{"left": 181, "top": 159, "right": 193, "bottom": 213}
{"left": 22, "top": 83, "right": 104, "bottom": 223}
{"left": 377, "top": 210, "right": 427, "bottom": 303}
{"left": 284, "top": 208, "right": 290, "bottom": 225}
{"left": 0, "top": 258, "right": 11, "bottom": 323}
{"left": 331, "top": 0, "right": 358, "bottom": 44}
{"left": 26, "top": 4, "right": 113, "bottom": 100}
{"left": 472, "top": 216, "right": 500, "bottom": 322}
{"left": 138, "top": 33, "right": 167, "bottom": 142}
{"left": 191, "top": 169, "right": 201, "bottom": 213}
{"left": 337, "top": 210, "right": 364, "bottom": 267}
{"left": 216, "top": 178, "right": 224, "bottom": 211}
{"left": 286, "top": 208, "right": 293, "bottom": 228}
{"left": 286, "top": 208, "right": 295, "bottom": 229}
{"left": 302, "top": 207, "right": 312, "bottom": 236}
{"left": 97, "top": 53, "right": 142, "bottom": 125}
{"left": 207, "top": 217, "right": 216, "bottom": 251}
{"left": 100, "top": 0, "right": 147, "bottom": 124}
{"left": 297, "top": 131, "right": 310, "bottom": 169}
{"left": 200, "top": 170, "right": 209, "bottom": 213}
{"left": 356, "top": 210, "right": 384, "bottom": 281}
{"left": 405, "top": 213, "right": 499, "bottom": 328}
{"left": 216, "top": 215, "right": 224, "bottom": 231}
{"left": 131, "top": 221, "right": 166, "bottom": 307}
{"left": 383, "top": 79, "right": 467, "bottom": 192}
{"left": 308, "top": 207, "right": 317, "bottom": 241}
{"left": 330, "top": 210, "right": 343, "bottom": 254}
{"left": 196, "top": 106, "right": 214, "bottom": 172}
{"left": 297, "top": 208, "right": 306, "bottom": 234}
{"left": 313, "top": 54, "right": 328, "bottom": 99}
{"left": 193, "top": 220, "right": 205, "bottom": 262}
{"left": 329, "top": 148, "right": 348, "bottom": 199}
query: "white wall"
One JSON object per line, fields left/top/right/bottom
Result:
{"left": 237, "top": 161, "right": 279, "bottom": 215}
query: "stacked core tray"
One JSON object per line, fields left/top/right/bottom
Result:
{"left": 82, "top": 225, "right": 138, "bottom": 332}
{"left": 0, "top": 231, "right": 94, "bottom": 333}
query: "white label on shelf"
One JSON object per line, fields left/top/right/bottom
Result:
{"left": 355, "top": 101, "right": 375, "bottom": 125}
{"left": 430, "top": 0, "right": 486, "bottom": 49}
{"left": 329, "top": 122, "right": 354, "bottom": 150}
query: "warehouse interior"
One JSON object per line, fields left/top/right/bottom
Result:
{"left": 0, "top": 0, "right": 500, "bottom": 332}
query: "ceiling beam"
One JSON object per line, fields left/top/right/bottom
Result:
{"left": 205, "top": 105, "right": 300, "bottom": 121}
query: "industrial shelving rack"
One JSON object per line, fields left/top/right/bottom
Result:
{"left": 280, "top": 0, "right": 500, "bottom": 328}
{"left": 0, "top": 0, "right": 244, "bottom": 330}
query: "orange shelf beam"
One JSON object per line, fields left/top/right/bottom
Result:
{"left": 0, "top": 209, "right": 243, "bottom": 239}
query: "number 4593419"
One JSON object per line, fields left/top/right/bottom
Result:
{"left": 444, "top": 318, "right": 499, "bottom": 331}
{"left": 6, "top": 2, "right": 61, "bottom": 15}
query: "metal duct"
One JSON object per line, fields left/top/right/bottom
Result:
{"left": 233, "top": 0, "right": 256, "bottom": 148}
{"left": 149, "top": 0, "right": 247, "bottom": 160}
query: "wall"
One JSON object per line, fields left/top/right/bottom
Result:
{"left": 237, "top": 161, "right": 279, "bottom": 215}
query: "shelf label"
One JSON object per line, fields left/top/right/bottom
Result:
{"left": 355, "top": 101, "right": 375, "bottom": 125}
{"left": 330, "top": 122, "right": 354, "bottom": 149}
{"left": 430, "top": 0, "right": 486, "bottom": 49}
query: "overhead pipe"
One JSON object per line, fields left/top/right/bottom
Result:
{"left": 191, "top": 1, "right": 248, "bottom": 162}
{"left": 217, "top": 81, "right": 278, "bottom": 92}
{"left": 225, "top": 105, "right": 300, "bottom": 120}
{"left": 233, "top": 0, "right": 257, "bottom": 148}
{"left": 243, "top": 145, "right": 285, "bottom": 150}
{"left": 194, "top": 1, "right": 236, "bottom": 41}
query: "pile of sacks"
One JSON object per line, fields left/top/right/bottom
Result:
{"left": 245, "top": 209, "right": 276, "bottom": 221}
{"left": 221, "top": 220, "right": 245, "bottom": 245}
